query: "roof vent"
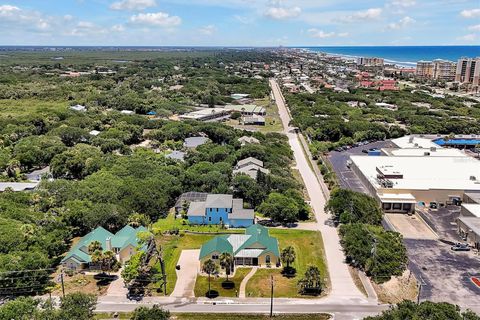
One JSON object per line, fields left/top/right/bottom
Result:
{"left": 430, "top": 147, "right": 437, "bottom": 152}
{"left": 470, "top": 176, "right": 477, "bottom": 181}
{"left": 409, "top": 137, "right": 414, "bottom": 143}
{"left": 424, "top": 152, "right": 430, "bottom": 156}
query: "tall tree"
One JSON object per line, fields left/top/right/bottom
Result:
{"left": 219, "top": 252, "right": 234, "bottom": 281}
{"left": 202, "top": 259, "right": 218, "bottom": 296}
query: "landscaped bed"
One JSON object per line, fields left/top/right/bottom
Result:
{"left": 245, "top": 229, "right": 328, "bottom": 298}
{"left": 194, "top": 267, "right": 252, "bottom": 298}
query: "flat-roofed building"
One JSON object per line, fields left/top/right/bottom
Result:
{"left": 391, "top": 136, "right": 440, "bottom": 149}
{"left": 350, "top": 154, "right": 480, "bottom": 212}
{"left": 416, "top": 61, "right": 434, "bottom": 79}
{"left": 455, "top": 57, "right": 480, "bottom": 87}
{"left": 381, "top": 147, "right": 466, "bottom": 157}
{"left": 179, "top": 108, "right": 231, "bottom": 122}
{"left": 461, "top": 203, "right": 480, "bottom": 218}
{"left": 457, "top": 217, "right": 480, "bottom": 250}
{"left": 224, "top": 104, "right": 266, "bottom": 116}
{"left": 432, "top": 59, "right": 456, "bottom": 81}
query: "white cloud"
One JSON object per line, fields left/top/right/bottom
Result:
{"left": 468, "top": 24, "right": 480, "bottom": 32}
{"left": 199, "top": 25, "right": 217, "bottom": 35}
{"left": 388, "top": 16, "right": 415, "bottom": 29}
{"left": 308, "top": 28, "right": 348, "bottom": 39}
{"left": 129, "top": 12, "right": 182, "bottom": 27}
{"left": 460, "top": 8, "right": 480, "bottom": 18}
{"left": 389, "top": 0, "right": 416, "bottom": 7}
{"left": 111, "top": 24, "right": 126, "bottom": 32}
{"left": 234, "top": 15, "right": 254, "bottom": 24}
{"left": 67, "top": 21, "right": 107, "bottom": 36}
{"left": 110, "top": 0, "right": 157, "bottom": 11}
{"left": 0, "top": 4, "right": 20, "bottom": 16}
{"left": 340, "top": 8, "right": 382, "bottom": 22}
{"left": 458, "top": 33, "right": 477, "bottom": 41}
{"left": 264, "top": 5, "right": 301, "bottom": 20}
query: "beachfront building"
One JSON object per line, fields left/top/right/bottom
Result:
{"left": 187, "top": 194, "right": 255, "bottom": 228}
{"left": 199, "top": 225, "right": 280, "bottom": 268}
{"left": 432, "top": 59, "right": 456, "bottom": 81}
{"left": 455, "top": 57, "right": 480, "bottom": 89}
{"left": 357, "top": 57, "right": 384, "bottom": 67}
{"left": 416, "top": 61, "right": 434, "bottom": 79}
{"left": 61, "top": 225, "right": 148, "bottom": 271}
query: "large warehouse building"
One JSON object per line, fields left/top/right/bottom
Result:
{"left": 349, "top": 136, "right": 480, "bottom": 214}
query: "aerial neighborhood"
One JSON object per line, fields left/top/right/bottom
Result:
{"left": 0, "top": 45, "right": 479, "bottom": 320}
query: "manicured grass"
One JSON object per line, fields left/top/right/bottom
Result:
{"left": 0, "top": 99, "right": 66, "bottom": 117}
{"left": 95, "top": 312, "right": 331, "bottom": 319}
{"left": 152, "top": 211, "right": 243, "bottom": 234}
{"left": 157, "top": 233, "right": 215, "bottom": 295}
{"left": 194, "top": 267, "right": 252, "bottom": 298}
{"left": 245, "top": 229, "right": 328, "bottom": 298}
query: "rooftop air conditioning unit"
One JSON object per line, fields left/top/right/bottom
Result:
{"left": 470, "top": 176, "right": 476, "bottom": 181}
{"left": 424, "top": 152, "right": 430, "bottom": 156}
{"left": 409, "top": 137, "right": 414, "bottom": 143}
{"left": 414, "top": 143, "right": 419, "bottom": 147}
{"left": 430, "top": 147, "right": 437, "bottom": 152}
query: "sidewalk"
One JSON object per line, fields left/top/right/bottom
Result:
{"left": 239, "top": 267, "right": 257, "bottom": 298}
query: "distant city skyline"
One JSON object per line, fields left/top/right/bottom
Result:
{"left": 1, "top": 0, "right": 480, "bottom": 46}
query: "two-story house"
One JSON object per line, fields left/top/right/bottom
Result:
{"left": 187, "top": 194, "right": 255, "bottom": 228}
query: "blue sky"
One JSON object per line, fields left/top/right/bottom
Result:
{"left": 0, "top": 0, "right": 479, "bottom": 46}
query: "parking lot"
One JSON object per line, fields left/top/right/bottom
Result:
{"left": 406, "top": 239, "right": 480, "bottom": 304}
{"left": 327, "top": 140, "right": 395, "bottom": 194}
{"left": 328, "top": 142, "right": 480, "bottom": 306}
{"left": 406, "top": 207, "right": 480, "bottom": 305}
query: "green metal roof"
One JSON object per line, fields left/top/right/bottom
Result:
{"left": 199, "top": 225, "right": 280, "bottom": 260}
{"left": 62, "top": 225, "right": 148, "bottom": 264}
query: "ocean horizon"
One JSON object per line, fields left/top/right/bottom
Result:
{"left": 302, "top": 46, "right": 480, "bottom": 67}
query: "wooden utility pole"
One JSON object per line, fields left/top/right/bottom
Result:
{"left": 270, "top": 274, "right": 274, "bottom": 318}
{"left": 60, "top": 272, "right": 65, "bottom": 298}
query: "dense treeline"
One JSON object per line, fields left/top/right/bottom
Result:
{"left": 364, "top": 300, "right": 480, "bottom": 320}
{"left": 287, "top": 88, "right": 480, "bottom": 153}
{"left": 326, "top": 189, "right": 407, "bottom": 283}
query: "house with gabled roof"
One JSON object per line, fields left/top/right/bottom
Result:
{"left": 199, "top": 225, "right": 280, "bottom": 269}
{"left": 61, "top": 225, "right": 148, "bottom": 271}
{"left": 187, "top": 194, "right": 255, "bottom": 228}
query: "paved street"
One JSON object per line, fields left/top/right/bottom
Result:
{"left": 270, "top": 79, "right": 368, "bottom": 302}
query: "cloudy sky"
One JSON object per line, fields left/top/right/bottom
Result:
{"left": 1, "top": 0, "right": 479, "bottom": 46}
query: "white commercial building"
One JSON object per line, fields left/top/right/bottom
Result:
{"left": 350, "top": 153, "right": 480, "bottom": 213}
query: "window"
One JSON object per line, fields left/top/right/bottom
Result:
{"left": 208, "top": 217, "right": 212, "bottom": 222}
{"left": 212, "top": 255, "right": 219, "bottom": 260}
{"left": 265, "top": 255, "right": 271, "bottom": 264}
{"left": 383, "top": 203, "right": 392, "bottom": 210}
{"left": 219, "top": 217, "right": 223, "bottom": 222}
{"left": 393, "top": 203, "right": 402, "bottom": 210}
{"left": 403, "top": 203, "right": 412, "bottom": 212}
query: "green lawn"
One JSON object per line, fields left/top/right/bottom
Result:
{"left": 152, "top": 211, "right": 244, "bottom": 234}
{"left": 158, "top": 233, "right": 214, "bottom": 295}
{"left": 245, "top": 229, "right": 328, "bottom": 298}
{"left": 0, "top": 99, "right": 66, "bottom": 117}
{"left": 194, "top": 267, "right": 252, "bottom": 298}
{"left": 95, "top": 313, "right": 331, "bottom": 319}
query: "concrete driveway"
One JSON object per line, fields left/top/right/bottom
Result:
{"left": 171, "top": 249, "right": 200, "bottom": 298}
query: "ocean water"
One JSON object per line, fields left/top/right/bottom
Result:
{"left": 302, "top": 46, "right": 480, "bottom": 67}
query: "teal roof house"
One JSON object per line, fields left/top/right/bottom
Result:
{"left": 199, "top": 225, "right": 280, "bottom": 269}
{"left": 61, "top": 225, "right": 148, "bottom": 271}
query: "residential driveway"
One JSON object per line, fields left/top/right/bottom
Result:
{"left": 171, "top": 249, "right": 200, "bottom": 298}
{"left": 106, "top": 271, "right": 128, "bottom": 297}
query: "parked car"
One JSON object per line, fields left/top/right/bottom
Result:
{"left": 451, "top": 243, "right": 470, "bottom": 251}
{"left": 362, "top": 149, "right": 368, "bottom": 153}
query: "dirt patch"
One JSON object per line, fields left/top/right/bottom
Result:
{"left": 348, "top": 266, "right": 367, "bottom": 298}
{"left": 52, "top": 272, "right": 111, "bottom": 296}
{"left": 372, "top": 270, "right": 418, "bottom": 304}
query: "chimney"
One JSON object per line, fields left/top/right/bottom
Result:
{"left": 106, "top": 237, "right": 112, "bottom": 251}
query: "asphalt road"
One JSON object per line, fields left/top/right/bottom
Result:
{"left": 269, "top": 79, "right": 372, "bottom": 302}
{"left": 93, "top": 80, "right": 388, "bottom": 319}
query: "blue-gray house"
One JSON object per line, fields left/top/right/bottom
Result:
{"left": 187, "top": 194, "right": 255, "bottom": 228}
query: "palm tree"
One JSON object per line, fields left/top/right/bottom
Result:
{"left": 202, "top": 259, "right": 218, "bottom": 296}
{"left": 219, "top": 252, "right": 234, "bottom": 281}
{"left": 281, "top": 246, "right": 296, "bottom": 270}
{"left": 88, "top": 241, "right": 103, "bottom": 254}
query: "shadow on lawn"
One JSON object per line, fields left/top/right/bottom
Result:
{"left": 206, "top": 290, "right": 219, "bottom": 298}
